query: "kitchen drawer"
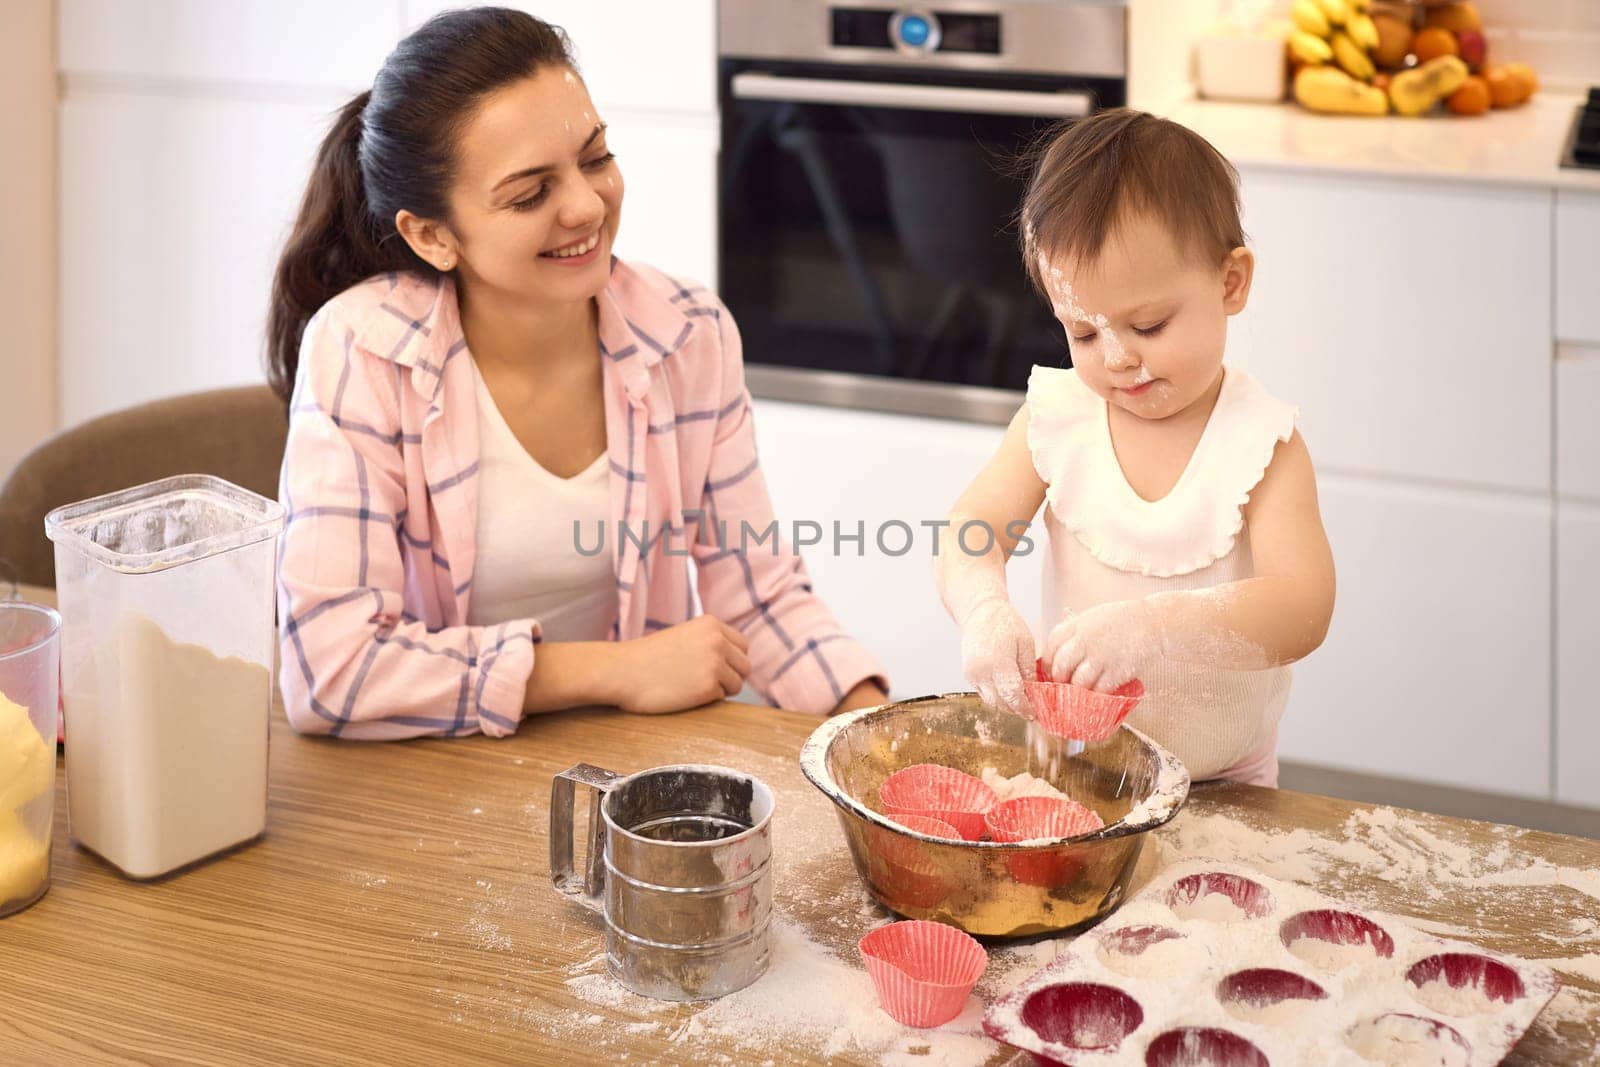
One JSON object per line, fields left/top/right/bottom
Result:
{"left": 1275, "top": 473, "right": 1552, "bottom": 799}
{"left": 59, "top": 0, "right": 399, "bottom": 90}
{"left": 1556, "top": 501, "right": 1600, "bottom": 809}
{"left": 1556, "top": 190, "right": 1600, "bottom": 347}
{"left": 1232, "top": 170, "right": 1552, "bottom": 493}
{"left": 58, "top": 91, "right": 340, "bottom": 426}
{"left": 1557, "top": 344, "right": 1600, "bottom": 501}
{"left": 752, "top": 401, "right": 1047, "bottom": 700}
{"left": 403, "top": 1, "right": 717, "bottom": 116}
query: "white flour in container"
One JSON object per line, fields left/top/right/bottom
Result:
{"left": 65, "top": 612, "right": 269, "bottom": 878}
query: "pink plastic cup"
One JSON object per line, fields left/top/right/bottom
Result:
{"left": 878, "top": 764, "right": 998, "bottom": 841}
{"left": 1023, "top": 659, "right": 1144, "bottom": 742}
{"left": 867, "top": 814, "right": 961, "bottom": 909}
{"left": 859, "top": 919, "right": 988, "bottom": 1028}
{"left": 985, "top": 796, "right": 1105, "bottom": 887}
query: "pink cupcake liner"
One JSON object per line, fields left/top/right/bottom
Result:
{"left": 860, "top": 920, "right": 988, "bottom": 1028}
{"left": 985, "top": 796, "right": 1106, "bottom": 887}
{"left": 879, "top": 764, "right": 999, "bottom": 841}
{"left": 1024, "top": 659, "right": 1144, "bottom": 742}
{"left": 867, "top": 815, "right": 961, "bottom": 909}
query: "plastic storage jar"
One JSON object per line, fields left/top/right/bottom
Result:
{"left": 45, "top": 475, "right": 284, "bottom": 879}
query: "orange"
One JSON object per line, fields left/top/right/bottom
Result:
{"left": 1484, "top": 65, "right": 1519, "bottom": 108}
{"left": 1447, "top": 75, "right": 1491, "bottom": 116}
{"left": 1412, "top": 27, "right": 1460, "bottom": 64}
{"left": 1423, "top": 2, "right": 1482, "bottom": 34}
{"left": 1505, "top": 62, "right": 1539, "bottom": 99}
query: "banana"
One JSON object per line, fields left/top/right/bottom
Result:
{"left": 1292, "top": 0, "right": 1331, "bottom": 37}
{"left": 1311, "top": 0, "right": 1349, "bottom": 27}
{"left": 1294, "top": 65, "right": 1388, "bottom": 115}
{"left": 1288, "top": 30, "right": 1335, "bottom": 64}
{"left": 1346, "top": 12, "right": 1380, "bottom": 51}
{"left": 1350, "top": 0, "right": 1370, "bottom": 10}
{"left": 1330, "top": 30, "right": 1375, "bottom": 80}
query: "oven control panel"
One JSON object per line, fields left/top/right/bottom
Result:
{"left": 831, "top": 7, "right": 1002, "bottom": 56}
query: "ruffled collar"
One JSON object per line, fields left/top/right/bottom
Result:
{"left": 1026, "top": 365, "right": 1297, "bottom": 578}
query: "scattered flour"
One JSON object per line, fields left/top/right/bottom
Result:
{"left": 567, "top": 920, "right": 998, "bottom": 1067}
{"left": 1222, "top": 997, "right": 1321, "bottom": 1026}
{"left": 1288, "top": 936, "right": 1381, "bottom": 972}
{"left": 1344, "top": 1013, "right": 1469, "bottom": 1067}
{"left": 1172, "top": 893, "right": 1248, "bottom": 923}
{"left": 1097, "top": 935, "right": 1210, "bottom": 979}
{"left": 1410, "top": 976, "right": 1505, "bottom": 1016}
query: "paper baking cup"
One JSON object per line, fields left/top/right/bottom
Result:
{"left": 859, "top": 920, "right": 987, "bottom": 1028}
{"left": 1024, "top": 659, "right": 1144, "bottom": 742}
{"left": 878, "top": 764, "right": 999, "bottom": 841}
{"left": 985, "top": 796, "right": 1106, "bottom": 887}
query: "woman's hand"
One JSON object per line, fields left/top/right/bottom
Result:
{"left": 607, "top": 615, "right": 752, "bottom": 714}
{"left": 1043, "top": 599, "right": 1162, "bottom": 692}
{"left": 961, "top": 598, "right": 1036, "bottom": 715}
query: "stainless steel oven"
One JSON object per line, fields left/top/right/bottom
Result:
{"left": 718, "top": 1, "right": 1126, "bottom": 423}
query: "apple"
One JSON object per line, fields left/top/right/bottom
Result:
{"left": 1457, "top": 29, "right": 1488, "bottom": 70}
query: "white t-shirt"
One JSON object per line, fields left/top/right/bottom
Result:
{"left": 465, "top": 362, "right": 618, "bottom": 641}
{"left": 1026, "top": 364, "right": 1298, "bottom": 780}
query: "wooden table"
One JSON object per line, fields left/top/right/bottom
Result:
{"left": 3, "top": 589, "right": 1597, "bottom": 1064}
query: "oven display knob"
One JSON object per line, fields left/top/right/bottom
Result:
{"left": 890, "top": 10, "right": 942, "bottom": 54}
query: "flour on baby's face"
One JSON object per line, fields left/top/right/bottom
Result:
{"left": 1035, "top": 253, "right": 1131, "bottom": 373}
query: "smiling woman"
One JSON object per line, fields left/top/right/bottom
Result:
{"left": 265, "top": 7, "right": 887, "bottom": 740}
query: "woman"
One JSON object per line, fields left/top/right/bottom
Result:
{"left": 267, "top": 8, "right": 887, "bottom": 739}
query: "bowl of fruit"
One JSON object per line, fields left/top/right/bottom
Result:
{"left": 1288, "top": 0, "right": 1538, "bottom": 117}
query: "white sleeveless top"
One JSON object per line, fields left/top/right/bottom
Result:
{"left": 1026, "top": 364, "right": 1298, "bottom": 780}
{"left": 465, "top": 362, "right": 618, "bottom": 641}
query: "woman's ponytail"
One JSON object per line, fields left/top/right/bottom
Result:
{"left": 266, "top": 91, "right": 414, "bottom": 404}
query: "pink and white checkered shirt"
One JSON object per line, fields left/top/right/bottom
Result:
{"left": 277, "top": 259, "right": 887, "bottom": 739}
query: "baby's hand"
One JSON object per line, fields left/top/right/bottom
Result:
{"left": 961, "top": 599, "right": 1035, "bottom": 716}
{"left": 1044, "top": 600, "right": 1163, "bottom": 692}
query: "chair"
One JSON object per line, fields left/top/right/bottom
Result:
{"left": 0, "top": 385, "right": 288, "bottom": 588}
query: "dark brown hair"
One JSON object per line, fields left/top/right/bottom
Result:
{"left": 265, "top": 7, "right": 575, "bottom": 404}
{"left": 1018, "top": 108, "right": 1244, "bottom": 292}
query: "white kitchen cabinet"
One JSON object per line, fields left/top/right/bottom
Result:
{"left": 1232, "top": 171, "right": 1552, "bottom": 493}
{"left": 1557, "top": 345, "right": 1600, "bottom": 501}
{"left": 1276, "top": 472, "right": 1552, "bottom": 798}
{"left": 606, "top": 115, "right": 720, "bottom": 290}
{"left": 1556, "top": 190, "right": 1600, "bottom": 347}
{"left": 1556, "top": 501, "right": 1600, "bottom": 808}
{"left": 752, "top": 401, "right": 1047, "bottom": 700}
{"left": 58, "top": 0, "right": 400, "bottom": 90}
{"left": 58, "top": 90, "right": 341, "bottom": 426}
{"left": 402, "top": 1, "right": 717, "bottom": 116}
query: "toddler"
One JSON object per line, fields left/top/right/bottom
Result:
{"left": 936, "top": 109, "right": 1336, "bottom": 786}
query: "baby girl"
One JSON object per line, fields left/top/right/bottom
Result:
{"left": 936, "top": 109, "right": 1336, "bottom": 787}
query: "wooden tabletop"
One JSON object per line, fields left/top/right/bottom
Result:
{"left": 2, "top": 587, "right": 1597, "bottom": 1064}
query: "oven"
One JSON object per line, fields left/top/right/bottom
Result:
{"left": 718, "top": 1, "right": 1126, "bottom": 422}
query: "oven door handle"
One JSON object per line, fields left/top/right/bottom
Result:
{"left": 729, "top": 72, "right": 1093, "bottom": 118}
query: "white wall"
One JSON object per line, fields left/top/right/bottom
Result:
{"left": 0, "top": 0, "right": 57, "bottom": 477}
{"left": 55, "top": 0, "right": 717, "bottom": 429}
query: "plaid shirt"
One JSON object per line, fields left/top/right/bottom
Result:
{"left": 277, "top": 259, "right": 887, "bottom": 739}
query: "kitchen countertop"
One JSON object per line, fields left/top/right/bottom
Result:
{"left": 2, "top": 585, "right": 1598, "bottom": 1064}
{"left": 1155, "top": 92, "right": 1600, "bottom": 193}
